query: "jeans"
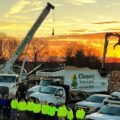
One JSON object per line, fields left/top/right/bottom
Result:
{"left": 11, "top": 109, "right": 17, "bottom": 119}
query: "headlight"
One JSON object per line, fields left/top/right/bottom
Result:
{"left": 87, "top": 107, "right": 97, "bottom": 114}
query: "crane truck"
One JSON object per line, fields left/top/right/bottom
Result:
{"left": 0, "top": 2, "right": 54, "bottom": 96}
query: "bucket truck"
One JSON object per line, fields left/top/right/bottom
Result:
{"left": 0, "top": 2, "right": 54, "bottom": 96}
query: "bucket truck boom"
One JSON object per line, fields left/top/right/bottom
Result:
{"left": 0, "top": 2, "right": 55, "bottom": 96}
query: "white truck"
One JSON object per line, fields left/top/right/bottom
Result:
{"left": 28, "top": 68, "right": 108, "bottom": 105}
{"left": 30, "top": 85, "right": 66, "bottom": 105}
{"left": 36, "top": 68, "right": 108, "bottom": 93}
{"left": 0, "top": 2, "right": 54, "bottom": 96}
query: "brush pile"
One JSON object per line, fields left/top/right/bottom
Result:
{"left": 109, "top": 71, "right": 120, "bottom": 93}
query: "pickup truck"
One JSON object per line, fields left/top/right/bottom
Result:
{"left": 75, "top": 94, "right": 110, "bottom": 114}
{"left": 29, "top": 85, "right": 66, "bottom": 105}
{"left": 85, "top": 97, "right": 120, "bottom": 120}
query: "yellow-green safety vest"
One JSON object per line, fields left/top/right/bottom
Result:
{"left": 18, "top": 100, "right": 27, "bottom": 111}
{"left": 67, "top": 109, "right": 74, "bottom": 120}
{"left": 41, "top": 104, "right": 49, "bottom": 115}
{"left": 76, "top": 109, "right": 85, "bottom": 119}
{"left": 27, "top": 101, "right": 34, "bottom": 111}
{"left": 48, "top": 106, "right": 57, "bottom": 116}
{"left": 11, "top": 99, "right": 18, "bottom": 109}
{"left": 57, "top": 105, "right": 68, "bottom": 117}
{"left": 33, "top": 103, "right": 41, "bottom": 113}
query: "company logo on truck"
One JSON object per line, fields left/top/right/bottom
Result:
{"left": 71, "top": 73, "right": 95, "bottom": 89}
{"left": 71, "top": 75, "right": 78, "bottom": 89}
{"left": 78, "top": 73, "right": 95, "bottom": 79}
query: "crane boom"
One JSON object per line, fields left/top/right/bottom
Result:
{"left": 1, "top": 2, "right": 54, "bottom": 73}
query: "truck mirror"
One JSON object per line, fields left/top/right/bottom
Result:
{"left": 59, "top": 91, "right": 63, "bottom": 96}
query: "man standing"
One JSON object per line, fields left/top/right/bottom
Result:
{"left": 67, "top": 108, "right": 74, "bottom": 120}
{"left": 26, "top": 97, "right": 34, "bottom": 120}
{"left": 57, "top": 104, "right": 68, "bottom": 120}
{"left": 11, "top": 97, "right": 18, "bottom": 120}
{"left": 18, "top": 98, "right": 27, "bottom": 119}
{"left": 33, "top": 99, "right": 41, "bottom": 120}
{"left": 41, "top": 101, "right": 49, "bottom": 120}
{"left": 48, "top": 103, "right": 57, "bottom": 120}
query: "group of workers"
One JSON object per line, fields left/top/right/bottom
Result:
{"left": 0, "top": 95, "right": 86, "bottom": 120}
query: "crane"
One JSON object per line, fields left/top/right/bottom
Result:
{"left": 100, "top": 32, "right": 120, "bottom": 75}
{"left": 0, "top": 2, "right": 54, "bottom": 75}
{"left": 0, "top": 2, "right": 55, "bottom": 96}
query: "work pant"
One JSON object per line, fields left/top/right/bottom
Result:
{"left": 49, "top": 116, "right": 55, "bottom": 120}
{"left": 18, "top": 111, "right": 26, "bottom": 120}
{"left": 42, "top": 114, "right": 48, "bottom": 120}
{"left": 6, "top": 108, "right": 10, "bottom": 119}
{"left": 3, "top": 107, "right": 7, "bottom": 118}
{"left": 26, "top": 111, "right": 33, "bottom": 120}
{"left": 11, "top": 109, "right": 17, "bottom": 120}
{"left": 34, "top": 113, "right": 39, "bottom": 120}
{"left": 58, "top": 116, "right": 65, "bottom": 120}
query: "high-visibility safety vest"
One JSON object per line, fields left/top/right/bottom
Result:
{"left": 33, "top": 103, "right": 41, "bottom": 113}
{"left": 27, "top": 101, "right": 34, "bottom": 111}
{"left": 48, "top": 106, "right": 57, "bottom": 116}
{"left": 57, "top": 105, "right": 68, "bottom": 117}
{"left": 67, "top": 108, "right": 74, "bottom": 120}
{"left": 18, "top": 100, "right": 27, "bottom": 111}
{"left": 11, "top": 99, "right": 18, "bottom": 109}
{"left": 41, "top": 104, "right": 49, "bottom": 115}
{"left": 76, "top": 108, "right": 85, "bottom": 120}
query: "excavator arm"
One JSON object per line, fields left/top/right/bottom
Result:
{"left": 100, "top": 32, "right": 120, "bottom": 75}
{"left": 1, "top": 2, "right": 54, "bottom": 74}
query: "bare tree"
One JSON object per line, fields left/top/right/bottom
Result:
{"left": 0, "top": 33, "right": 7, "bottom": 62}
{"left": 5, "top": 38, "right": 18, "bottom": 58}
{"left": 29, "top": 38, "right": 48, "bottom": 64}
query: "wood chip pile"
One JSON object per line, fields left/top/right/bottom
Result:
{"left": 109, "top": 71, "right": 120, "bottom": 93}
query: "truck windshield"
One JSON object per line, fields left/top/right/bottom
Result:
{"left": 39, "top": 87, "right": 57, "bottom": 94}
{"left": 99, "top": 105, "right": 120, "bottom": 116}
{"left": 0, "top": 76, "right": 16, "bottom": 83}
{"left": 86, "top": 95, "right": 106, "bottom": 103}
{"left": 40, "top": 80, "right": 52, "bottom": 86}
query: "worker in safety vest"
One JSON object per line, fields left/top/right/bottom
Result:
{"left": 57, "top": 104, "right": 68, "bottom": 120}
{"left": 67, "top": 108, "right": 74, "bottom": 120}
{"left": 33, "top": 99, "right": 41, "bottom": 120}
{"left": 18, "top": 98, "right": 27, "bottom": 118}
{"left": 26, "top": 97, "right": 34, "bottom": 119}
{"left": 76, "top": 107, "right": 85, "bottom": 120}
{"left": 41, "top": 101, "right": 49, "bottom": 120}
{"left": 48, "top": 103, "right": 57, "bottom": 120}
{"left": 10, "top": 97, "right": 18, "bottom": 119}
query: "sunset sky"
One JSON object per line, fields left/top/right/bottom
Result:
{"left": 0, "top": 0, "right": 120, "bottom": 61}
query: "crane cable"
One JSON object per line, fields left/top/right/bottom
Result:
{"left": 52, "top": 9, "right": 55, "bottom": 36}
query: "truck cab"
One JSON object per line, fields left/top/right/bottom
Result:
{"left": 0, "top": 74, "right": 19, "bottom": 96}
{"left": 85, "top": 97, "right": 120, "bottom": 120}
{"left": 30, "top": 85, "right": 66, "bottom": 105}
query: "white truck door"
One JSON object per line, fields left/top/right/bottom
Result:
{"left": 54, "top": 89, "right": 65, "bottom": 105}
